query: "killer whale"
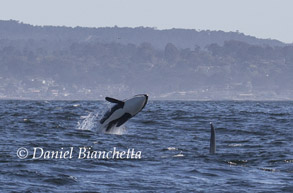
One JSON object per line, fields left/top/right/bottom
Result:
{"left": 100, "top": 94, "right": 148, "bottom": 131}
{"left": 210, "top": 123, "right": 216, "bottom": 154}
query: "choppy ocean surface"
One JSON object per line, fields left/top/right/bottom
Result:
{"left": 0, "top": 100, "right": 292, "bottom": 192}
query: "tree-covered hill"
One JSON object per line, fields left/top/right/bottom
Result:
{"left": 0, "top": 20, "right": 285, "bottom": 49}
{"left": 0, "top": 20, "right": 292, "bottom": 100}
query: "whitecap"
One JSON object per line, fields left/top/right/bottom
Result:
{"left": 173, "top": 151, "right": 184, "bottom": 157}
{"left": 228, "top": 144, "right": 243, "bottom": 147}
{"left": 167, "top": 147, "right": 178, "bottom": 151}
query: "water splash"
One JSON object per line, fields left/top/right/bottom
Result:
{"left": 77, "top": 112, "right": 99, "bottom": 131}
{"left": 76, "top": 100, "right": 127, "bottom": 134}
{"left": 77, "top": 111, "right": 127, "bottom": 134}
{"left": 98, "top": 124, "right": 127, "bottom": 135}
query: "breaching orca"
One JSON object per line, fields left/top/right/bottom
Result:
{"left": 100, "top": 94, "right": 148, "bottom": 131}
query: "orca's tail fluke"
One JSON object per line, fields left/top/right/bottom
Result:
{"left": 210, "top": 122, "right": 216, "bottom": 154}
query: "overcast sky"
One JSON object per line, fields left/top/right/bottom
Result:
{"left": 0, "top": 0, "right": 292, "bottom": 43}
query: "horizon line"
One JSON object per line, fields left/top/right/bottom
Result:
{"left": 1, "top": 19, "right": 287, "bottom": 44}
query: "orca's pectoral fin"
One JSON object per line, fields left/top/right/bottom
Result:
{"left": 105, "top": 97, "right": 124, "bottom": 106}
{"left": 116, "top": 113, "right": 132, "bottom": 127}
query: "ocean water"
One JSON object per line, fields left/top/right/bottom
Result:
{"left": 0, "top": 100, "right": 292, "bottom": 192}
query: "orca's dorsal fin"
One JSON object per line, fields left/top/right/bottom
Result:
{"left": 209, "top": 122, "right": 216, "bottom": 154}
{"left": 105, "top": 97, "right": 124, "bottom": 106}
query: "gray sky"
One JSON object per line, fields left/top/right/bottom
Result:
{"left": 1, "top": 0, "right": 292, "bottom": 43}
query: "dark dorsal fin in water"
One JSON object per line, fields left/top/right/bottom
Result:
{"left": 210, "top": 122, "right": 216, "bottom": 154}
{"left": 105, "top": 97, "right": 124, "bottom": 106}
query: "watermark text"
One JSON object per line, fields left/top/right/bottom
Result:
{"left": 16, "top": 147, "right": 141, "bottom": 160}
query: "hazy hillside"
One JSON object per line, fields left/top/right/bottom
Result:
{"left": 0, "top": 20, "right": 292, "bottom": 100}
{"left": 0, "top": 20, "right": 285, "bottom": 49}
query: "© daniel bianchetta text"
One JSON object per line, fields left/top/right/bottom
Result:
{"left": 29, "top": 147, "right": 141, "bottom": 160}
